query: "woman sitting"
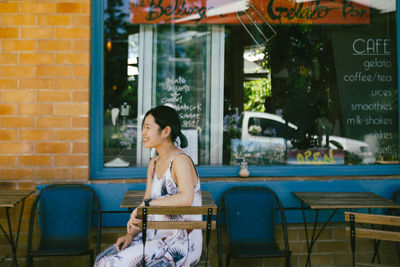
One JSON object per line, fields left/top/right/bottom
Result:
{"left": 95, "top": 105, "right": 202, "bottom": 267}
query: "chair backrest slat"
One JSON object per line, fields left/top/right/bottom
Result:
{"left": 345, "top": 227, "right": 400, "bottom": 242}
{"left": 39, "top": 186, "right": 94, "bottom": 240}
{"left": 137, "top": 206, "right": 217, "bottom": 216}
{"left": 345, "top": 212, "right": 400, "bottom": 227}
{"left": 137, "top": 207, "right": 216, "bottom": 230}
{"left": 138, "top": 221, "right": 216, "bottom": 230}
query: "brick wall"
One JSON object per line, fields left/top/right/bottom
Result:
{"left": 0, "top": 0, "right": 91, "bottom": 185}
{"left": 0, "top": 1, "right": 90, "bottom": 261}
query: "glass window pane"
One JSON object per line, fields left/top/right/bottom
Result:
{"left": 103, "top": 0, "right": 139, "bottom": 168}
{"left": 151, "top": 25, "right": 212, "bottom": 165}
{"left": 223, "top": 2, "right": 398, "bottom": 166}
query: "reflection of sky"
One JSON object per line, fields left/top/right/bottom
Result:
{"left": 174, "top": 0, "right": 249, "bottom": 23}
{"left": 104, "top": 0, "right": 131, "bottom": 21}
{"left": 352, "top": 0, "right": 395, "bottom": 13}
{"left": 128, "top": 34, "right": 139, "bottom": 58}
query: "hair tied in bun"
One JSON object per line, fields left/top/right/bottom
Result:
{"left": 178, "top": 132, "right": 188, "bottom": 148}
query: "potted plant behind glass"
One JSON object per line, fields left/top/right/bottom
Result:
{"left": 270, "top": 25, "right": 345, "bottom": 165}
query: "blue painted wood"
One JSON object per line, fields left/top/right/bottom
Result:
{"left": 90, "top": 0, "right": 105, "bottom": 179}
{"left": 90, "top": 163, "right": 400, "bottom": 179}
{"left": 79, "top": 179, "right": 400, "bottom": 226}
{"left": 247, "top": 164, "right": 400, "bottom": 177}
{"left": 398, "top": 0, "right": 400, "bottom": 160}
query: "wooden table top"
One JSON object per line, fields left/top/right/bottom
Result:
{"left": 292, "top": 191, "right": 400, "bottom": 209}
{"left": 0, "top": 190, "right": 34, "bottom": 208}
{"left": 120, "top": 190, "right": 217, "bottom": 215}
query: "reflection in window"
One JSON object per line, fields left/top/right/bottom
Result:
{"left": 103, "top": 0, "right": 139, "bottom": 167}
{"left": 224, "top": 9, "right": 398, "bottom": 166}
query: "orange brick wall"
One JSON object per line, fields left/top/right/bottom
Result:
{"left": 0, "top": 0, "right": 90, "bottom": 185}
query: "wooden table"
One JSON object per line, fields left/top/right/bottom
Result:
{"left": 292, "top": 192, "right": 400, "bottom": 267}
{"left": 0, "top": 190, "right": 35, "bottom": 267}
{"left": 121, "top": 190, "right": 217, "bottom": 267}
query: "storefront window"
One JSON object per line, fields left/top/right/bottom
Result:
{"left": 224, "top": 20, "right": 398, "bottom": 167}
{"left": 92, "top": 0, "right": 399, "bottom": 178}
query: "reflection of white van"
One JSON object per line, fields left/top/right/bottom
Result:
{"left": 241, "top": 111, "right": 375, "bottom": 164}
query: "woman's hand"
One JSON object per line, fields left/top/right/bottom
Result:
{"left": 114, "top": 233, "right": 133, "bottom": 252}
{"left": 114, "top": 208, "right": 142, "bottom": 253}
{"left": 127, "top": 207, "right": 141, "bottom": 234}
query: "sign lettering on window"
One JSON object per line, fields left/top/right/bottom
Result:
{"left": 130, "top": 0, "right": 370, "bottom": 24}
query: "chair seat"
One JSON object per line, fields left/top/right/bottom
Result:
{"left": 32, "top": 238, "right": 91, "bottom": 256}
{"left": 230, "top": 242, "right": 291, "bottom": 258}
{"left": 31, "top": 248, "right": 92, "bottom": 257}
{"left": 356, "top": 264, "right": 400, "bottom": 267}
{"left": 32, "top": 239, "right": 92, "bottom": 256}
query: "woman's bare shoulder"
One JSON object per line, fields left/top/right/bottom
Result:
{"left": 173, "top": 152, "right": 191, "bottom": 163}
{"left": 172, "top": 153, "right": 196, "bottom": 172}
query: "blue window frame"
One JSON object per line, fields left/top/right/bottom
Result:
{"left": 91, "top": 0, "right": 400, "bottom": 179}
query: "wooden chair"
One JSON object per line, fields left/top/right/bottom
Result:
{"left": 345, "top": 212, "right": 400, "bottom": 267}
{"left": 136, "top": 192, "right": 217, "bottom": 267}
{"left": 393, "top": 189, "right": 400, "bottom": 262}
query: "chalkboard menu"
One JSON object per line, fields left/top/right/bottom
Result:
{"left": 332, "top": 33, "right": 398, "bottom": 161}
{"left": 156, "top": 75, "right": 203, "bottom": 164}
{"left": 158, "top": 75, "right": 203, "bottom": 129}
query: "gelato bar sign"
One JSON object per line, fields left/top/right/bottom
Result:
{"left": 130, "top": 0, "right": 370, "bottom": 24}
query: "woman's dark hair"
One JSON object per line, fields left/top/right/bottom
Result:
{"left": 143, "top": 105, "right": 188, "bottom": 148}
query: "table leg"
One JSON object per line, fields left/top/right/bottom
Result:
{"left": 0, "top": 199, "right": 27, "bottom": 267}
{"left": 301, "top": 204, "right": 337, "bottom": 267}
{"left": 0, "top": 209, "right": 12, "bottom": 263}
{"left": 367, "top": 208, "right": 381, "bottom": 264}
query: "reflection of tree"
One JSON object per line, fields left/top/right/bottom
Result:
{"left": 103, "top": 0, "right": 139, "bottom": 164}
{"left": 104, "top": 0, "right": 137, "bottom": 110}
{"left": 270, "top": 25, "right": 339, "bottom": 149}
{"left": 244, "top": 78, "right": 271, "bottom": 112}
